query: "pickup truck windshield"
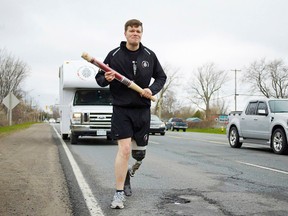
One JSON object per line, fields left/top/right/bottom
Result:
{"left": 268, "top": 100, "right": 288, "bottom": 113}
{"left": 73, "top": 89, "right": 112, "bottom": 105}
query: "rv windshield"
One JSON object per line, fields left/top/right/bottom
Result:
{"left": 74, "top": 89, "right": 112, "bottom": 106}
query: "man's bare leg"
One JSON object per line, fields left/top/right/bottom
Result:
{"left": 115, "top": 138, "right": 131, "bottom": 191}
{"left": 111, "top": 138, "right": 131, "bottom": 209}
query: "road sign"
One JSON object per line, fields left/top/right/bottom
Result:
{"left": 2, "top": 92, "right": 20, "bottom": 126}
{"left": 3, "top": 92, "right": 20, "bottom": 109}
{"left": 219, "top": 115, "right": 228, "bottom": 122}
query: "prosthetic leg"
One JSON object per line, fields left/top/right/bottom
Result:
{"left": 124, "top": 140, "right": 147, "bottom": 196}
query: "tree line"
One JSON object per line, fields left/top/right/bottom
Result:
{"left": 0, "top": 49, "right": 46, "bottom": 126}
{"left": 153, "top": 59, "right": 288, "bottom": 122}
{"left": 1, "top": 47, "right": 288, "bottom": 126}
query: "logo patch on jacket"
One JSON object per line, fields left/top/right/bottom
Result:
{"left": 141, "top": 61, "right": 149, "bottom": 68}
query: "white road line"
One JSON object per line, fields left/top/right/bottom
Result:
{"left": 166, "top": 135, "right": 227, "bottom": 145}
{"left": 167, "top": 135, "right": 185, "bottom": 139}
{"left": 207, "top": 140, "right": 227, "bottom": 145}
{"left": 149, "top": 141, "right": 160, "bottom": 144}
{"left": 53, "top": 127, "right": 104, "bottom": 216}
{"left": 237, "top": 161, "right": 288, "bottom": 175}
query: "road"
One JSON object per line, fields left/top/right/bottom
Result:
{"left": 54, "top": 125, "right": 288, "bottom": 216}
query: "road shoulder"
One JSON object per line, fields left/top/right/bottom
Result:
{"left": 0, "top": 123, "right": 72, "bottom": 215}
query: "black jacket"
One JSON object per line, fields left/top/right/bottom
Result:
{"left": 96, "top": 42, "right": 167, "bottom": 108}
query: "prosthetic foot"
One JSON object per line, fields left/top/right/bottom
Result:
{"left": 129, "top": 161, "right": 142, "bottom": 177}
{"left": 124, "top": 170, "right": 132, "bottom": 196}
{"left": 124, "top": 140, "right": 146, "bottom": 196}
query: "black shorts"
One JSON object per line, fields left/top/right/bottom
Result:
{"left": 111, "top": 106, "right": 150, "bottom": 146}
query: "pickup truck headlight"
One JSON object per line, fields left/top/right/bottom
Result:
{"left": 72, "top": 112, "right": 82, "bottom": 124}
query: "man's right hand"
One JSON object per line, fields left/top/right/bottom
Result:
{"left": 105, "top": 71, "right": 116, "bottom": 82}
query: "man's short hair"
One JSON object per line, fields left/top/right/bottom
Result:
{"left": 125, "top": 19, "right": 143, "bottom": 32}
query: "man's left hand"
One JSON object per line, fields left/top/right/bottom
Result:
{"left": 140, "top": 88, "right": 152, "bottom": 99}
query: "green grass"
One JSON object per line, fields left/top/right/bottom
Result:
{"left": 0, "top": 122, "right": 36, "bottom": 136}
{"left": 186, "top": 127, "right": 226, "bottom": 134}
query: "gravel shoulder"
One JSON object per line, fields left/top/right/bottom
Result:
{"left": 0, "top": 123, "right": 72, "bottom": 216}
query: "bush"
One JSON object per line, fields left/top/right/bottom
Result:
{"left": 187, "top": 120, "right": 216, "bottom": 129}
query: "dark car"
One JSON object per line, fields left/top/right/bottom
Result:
{"left": 166, "top": 117, "right": 188, "bottom": 132}
{"left": 149, "top": 114, "right": 166, "bottom": 135}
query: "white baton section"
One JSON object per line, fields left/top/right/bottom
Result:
{"left": 53, "top": 127, "right": 104, "bottom": 216}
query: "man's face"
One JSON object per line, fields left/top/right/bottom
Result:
{"left": 125, "top": 25, "right": 143, "bottom": 46}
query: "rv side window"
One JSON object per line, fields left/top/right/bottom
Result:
{"left": 74, "top": 89, "right": 112, "bottom": 105}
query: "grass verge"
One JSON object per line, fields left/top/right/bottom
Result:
{"left": 186, "top": 127, "right": 226, "bottom": 134}
{"left": 0, "top": 122, "right": 36, "bottom": 137}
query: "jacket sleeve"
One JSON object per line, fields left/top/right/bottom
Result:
{"left": 95, "top": 55, "right": 110, "bottom": 87}
{"left": 95, "top": 69, "right": 109, "bottom": 87}
{"left": 149, "top": 56, "right": 167, "bottom": 95}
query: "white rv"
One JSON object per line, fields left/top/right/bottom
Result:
{"left": 59, "top": 60, "right": 112, "bottom": 144}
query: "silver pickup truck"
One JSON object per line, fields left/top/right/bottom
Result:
{"left": 226, "top": 98, "right": 288, "bottom": 155}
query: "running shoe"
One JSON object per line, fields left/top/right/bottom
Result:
{"left": 111, "top": 191, "right": 126, "bottom": 209}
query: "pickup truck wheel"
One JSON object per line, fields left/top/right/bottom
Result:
{"left": 229, "top": 127, "right": 242, "bottom": 148}
{"left": 272, "top": 128, "right": 288, "bottom": 155}
{"left": 70, "top": 133, "right": 78, "bottom": 144}
{"left": 183, "top": 129, "right": 186, "bottom": 132}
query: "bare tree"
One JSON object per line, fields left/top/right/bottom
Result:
{"left": 154, "top": 64, "right": 180, "bottom": 119}
{"left": 243, "top": 58, "right": 288, "bottom": 98}
{"left": 159, "top": 89, "right": 177, "bottom": 118}
{"left": 0, "top": 49, "right": 30, "bottom": 102}
{"left": 268, "top": 59, "right": 288, "bottom": 98}
{"left": 210, "top": 97, "right": 229, "bottom": 114}
{"left": 187, "top": 62, "right": 227, "bottom": 120}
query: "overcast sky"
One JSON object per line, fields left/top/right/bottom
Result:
{"left": 1, "top": 0, "right": 288, "bottom": 112}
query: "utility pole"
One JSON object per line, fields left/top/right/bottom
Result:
{"left": 231, "top": 69, "right": 241, "bottom": 111}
